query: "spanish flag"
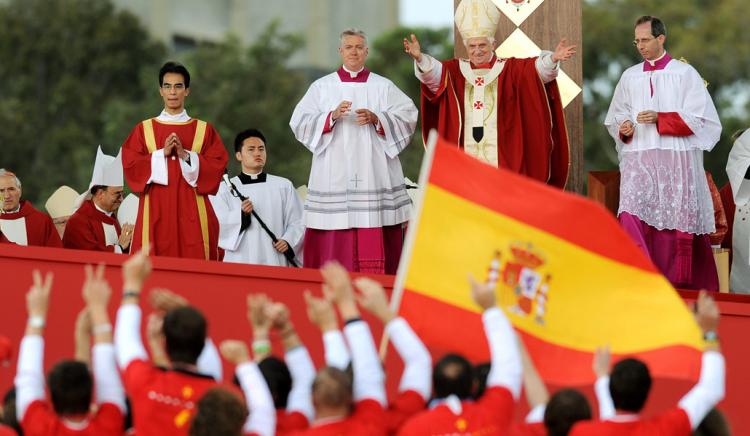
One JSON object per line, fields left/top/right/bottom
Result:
{"left": 393, "top": 134, "right": 703, "bottom": 385}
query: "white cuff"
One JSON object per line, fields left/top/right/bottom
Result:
{"left": 525, "top": 404, "right": 546, "bottom": 423}
{"left": 179, "top": 150, "right": 200, "bottom": 187}
{"left": 146, "top": 149, "right": 168, "bottom": 186}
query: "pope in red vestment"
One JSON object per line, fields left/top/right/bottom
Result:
{"left": 122, "top": 62, "right": 227, "bottom": 260}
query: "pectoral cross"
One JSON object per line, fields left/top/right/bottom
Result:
{"left": 350, "top": 174, "right": 363, "bottom": 188}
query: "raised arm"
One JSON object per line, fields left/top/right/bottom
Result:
{"left": 114, "top": 249, "right": 151, "bottom": 369}
{"left": 678, "top": 292, "right": 725, "bottom": 429}
{"left": 15, "top": 270, "right": 53, "bottom": 421}
{"left": 404, "top": 33, "right": 443, "bottom": 94}
{"left": 519, "top": 339, "right": 549, "bottom": 423}
{"left": 305, "top": 290, "right": 351, "bottom": 369}
{"left": 355, "top": 277, "right": 432, "bottom": 401}
{"left": 592, "top": 346, "right": 615, "bottom": 419}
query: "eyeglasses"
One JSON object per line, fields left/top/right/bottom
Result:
{"left": 161, "top": 83, "right": 186, "bottom": 91}
{"left": 632, "top": 37, "right": 656, "bottom": 46}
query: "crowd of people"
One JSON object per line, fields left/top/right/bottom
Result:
{"left": 0, "top": 250, "right": 729, "bottom": 435}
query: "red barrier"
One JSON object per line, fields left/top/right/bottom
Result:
{"left": 1, "top": 244, "right": 749, "bottom": 433}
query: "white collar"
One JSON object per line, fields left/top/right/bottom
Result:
{"left": 157, "top": 109, "right": 191, "bottom": 123}
{"left": 429, "top": 395, "right": 464, "bottom": 415}
{"left": 646, "top": 51, "right": 667, "bottom": 66}
{"left": 342, "top": 65, "right": 365, "bottom": 78}
{"left": 241, "top": 171, "right": 262, "bottom": 179}
{"left": 608, "top": 413, "right": 640, "bottom": 422}
{"left": 93, "top": 201, "right": 113, "bottom": 217}
{"left": 1, "top": 205, "right": 20, "bottom": 214}
{"left": 311, "top": 415, "right": 347, "bottom": 426}
{"left": 62, "top": 417, "right": 91, "bottom": 430}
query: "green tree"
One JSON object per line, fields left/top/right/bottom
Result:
{"left": 0, "top": 0, "right": 165, "bottom": 204}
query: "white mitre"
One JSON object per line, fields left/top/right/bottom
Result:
{"left": 75, "top": 146, "right": 124, "bottom": 208}
{"left": 455, "top": 0, "right": 501, "bottom": 41}
{"left": 45, "top": 186, "right": 79, "bottom": 218}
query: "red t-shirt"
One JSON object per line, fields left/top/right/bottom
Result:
{"left": 123, "top": 359, "right": 217, "bottom": 436}
{"left": 0, "top": 424, "right": 17, "bottom": 436}
{"left": 276, "top": 409, "right": 310, "bottom": 435}
{"left": 509, "top": 422, "right": 546, "bottom": 436}
{"left": 293, "top": 399, "right": 386, "bottom": 436}
{"left": 21, "top": 400, "right": 123, "bottom": 435}
{"left": 386, "top": 390, "right": 427, "bottom": 433}
{"left": 398, "top": 387, "right": 515, "bottom": 436}
{"left": 570, "top": 408, "right": 691, "bottom": 436}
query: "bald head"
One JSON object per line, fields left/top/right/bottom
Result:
{"left": 312, "top": 367, "right": 352, "bottom": 411}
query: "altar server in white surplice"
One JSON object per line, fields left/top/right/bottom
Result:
{"left": 289, "top": 28, "right": 418, "bottom": 275}
{"left": 605, "top": 15, "right": 722, "bottom": 291}
{"left": 210, "top": 128, "right": 304, "bottom": 267}
{"left": 727, "top": 129, "right": 750, "bottom": 293}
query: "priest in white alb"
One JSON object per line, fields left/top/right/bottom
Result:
{"left": 605, "top": 16, "right": 722, "bottom": 290}
{"left": 0, "top": 169, "right": 62, "bottom": 248}
{"left": 290, "top": 28, "right": 418, "bottom": 274}
{"left": 211, "top": 128, "right": 304, "bottom": 267}
{"left": 63, "top": 146, "right": 134, "bottom": 253}
{"left": 727, "top": 128, "right": 750, "bottom": 293}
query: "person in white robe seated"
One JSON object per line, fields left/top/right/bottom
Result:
{"left": 211, "top": 128, "right": 304, "bottom": 267}
{"left": 0, "top": 169, "right": 62, "bottom": 248}
{"left": 289, "top": 28, "right": 418, "bottom": 274}
{"left": 727, "top": 128, "right": 750, "bottom": 293}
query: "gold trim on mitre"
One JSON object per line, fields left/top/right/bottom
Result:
{"left": 455, "top": 0, "right": 501, "bottom": 41}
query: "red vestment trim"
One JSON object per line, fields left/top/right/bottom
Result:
{"left": 657, "top": 112, "right": 694, "bottom": 136}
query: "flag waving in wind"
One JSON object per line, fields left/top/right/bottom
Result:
{"left": 392, "top": 133, "right": 704, "bottom": 385}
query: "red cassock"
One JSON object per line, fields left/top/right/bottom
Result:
{"left": 63, "top": 200, "right": 121, "bottom": 252}
{"left": 122, "top": 118, "right": 227, "bottom": 260}
{"left": 570, "top": 408, "right": 691, "bottom": 436}
{"left": 420, "top": 57, "right": 570, "bottom": 188}
{"left": 0, "top": 200, "right": 62, "bottom": 247}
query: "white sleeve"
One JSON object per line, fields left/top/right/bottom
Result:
{"left": 414, "top": 54, "right": 443, "bottom": 94}
{"left": 279, "top": 182, "right": 306, "bottom": 262}
{"left": 179, "top": 150, "right": 200, "bottom": 187}
{"left": 373, "top": 81, "right": 418, "bottom": 159}
{"left": 603, "top": 76, "right": 633, "bottom": 151}
{"left": 595, "top": 375, "right": 615, "bottom": 419}
{"left": 323, "top": 330, "right": 351, "bottom": 370}
{"left": 210, "top": 183, "right": 244, "bottom": 253}
{"left": 483, "top": 307, "right": 522, "bottom": 399}
{"left": 678, "top": 351, "right": 726, "bottom": 429}
{"left": 525, "top": 404, "right": 546, "bottom": 423}
{"left": 535, "top": 50, "right": 560, "bottom": 84}
{"left": 114, "top": 304, "right": 148, "bottom": 369}
{"left": 385, "top": 317, "right": 432, "bottom": 400}
{"left": 289, "top": 82, "right": 336, "bottom": 155}
{"left": 197, "top": 338, "right": 223, "bottom": 382}
{"left": 344, "top": 320, "right": 386, "bottom": 406}
{"left": 727, "top": 131, "right": 750, "bottom": 205}
{"left": 15, "top": 335, "right": 45, "bottom": 421}
{"left": 237, "top": 361, "right": 276, "bottom": 436}
{"left": 146, "top": 149, "right": 168, "bottom": 186}
{"left": 285, "top": 346, "right": 316, "bottom": 421}
{"left": 92, "top": 343, "right": 127, "bottom": 412}
{"left": 671, "top": 68, "right": 722, "bottom": 151}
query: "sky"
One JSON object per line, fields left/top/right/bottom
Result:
{"left": 399, "top": 0, "right": 454, "bottom": 28}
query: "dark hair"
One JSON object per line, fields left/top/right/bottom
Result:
{"left": 2, "top": 388, "right": 21, "bottom": 434}
{"left": 609, "top": 358, "right": 652, "bottom": 413}
{"left": 544, "top": 389, "right": 592, "bottom": 436}
{"left": 473, "top": 362, "right": 491, "bottom": 399}
{"left": 163, "top": 306, "right": 206, "bottom": 365}
{"left": 433, "top": 353, "right": 474, "bottom": 400}
{"left": 258, "top": 356, "right": 292, "bottom": 409}
{"left": 90, "top": 185, "right": 106, "bottom": 196}
{"left": 47, "top": 360, "right": 93, "bottom": 416}
{"left": 189, "top": 387, "right": 247, "bottom": 436}
{"left": 159, "top": 61, "right": 191, "bottom": 88}
{"left": 312, "top": 367, "right": 352, "bottom": 409}
{"left": 635, "top": 16, "right": 666, "bottom": 37}
{"left": 694, "top": 407, "right": 731, "bottom": 436}
{"left": 233, "top": 129, "right": 267, "bottom": 153}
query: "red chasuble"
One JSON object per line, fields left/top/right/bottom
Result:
{"left": 122, "top": 118, "right": 227, "bottom": 260}
{"left": 0, "top": 200, "right": 62, "bottom": 247}
{"left": 63, "top": 200, "right": 121, "bottom": 252}
{"left": 420, "top": 57, "right": 570, "bottom": 188}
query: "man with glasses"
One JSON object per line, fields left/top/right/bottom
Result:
{"left": 121, "top": 62, "right": 228, "bottom": 260}
{"left": 64, "top": 146, "right": 134, "bottom": 253}
{"left": 605, "top": 16, "right": 722, "bottom": 290}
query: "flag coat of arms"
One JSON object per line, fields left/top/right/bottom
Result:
{"left": 392, "top": 133, "right": 704, "bottom": 385}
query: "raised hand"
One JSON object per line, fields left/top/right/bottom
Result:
{"left": 220, "top": 340, "right": 250, "bottom": 365}
{"left": 593, "top": 345, "right": 611, "bottom": 378}
{"left": 149, "top": 288, "right": 188, "bottom": 313}
{"left": 469, "top": 274, "right": 496, "bottom": 311}
{"left": 353, "top": 277, "right": 394, "bottom": 324}
{"left": 551, "top": 38, "right": 576, "bottom": 63}
{"left": 247, "top": 293, "right": 272, "bottom": 338}
{"left": 27, "top": 270, "right": 53, "bottom": 319}
{"left": 304, "top": 290, "right": 338, "bottom": 332}
{"left": 82, "top": 263, "right": 112, "bottom": 310}
{"left": 403, "top": 33, "right": 423, "bottom": 62}
{"left": 122, "top": 248, "right": 152, "bottom": 293}
{"left": 695, "top": 291, "right": 720, "bottom": 334}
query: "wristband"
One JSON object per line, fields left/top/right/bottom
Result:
{"left": 252, "top": 339, "right": 271, "bottom": 356}
{"left": 123, "top": 290, "right": 140, "bottom": 300}
{"left": 703, "top": 330, "right": 719, "bottom": 343}
{"left": 28, "top": 316, "right": 45, "bottom": 329}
